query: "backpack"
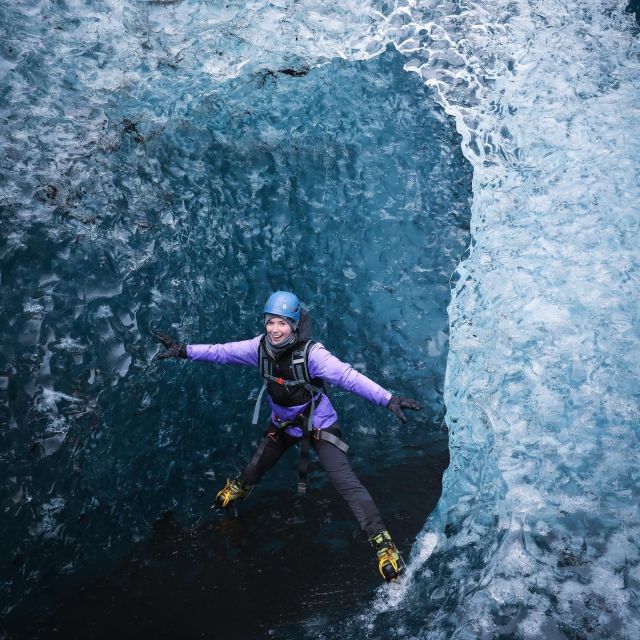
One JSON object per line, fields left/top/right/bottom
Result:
{"left": 251, "top": 339, "right": 324, "bottom": 427}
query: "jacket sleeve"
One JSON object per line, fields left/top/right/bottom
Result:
{"left": 307, "top": 343, "right": 392, "bottom": 407}
{"left": 186, "top": 335, "right": 261, "bottom": 367}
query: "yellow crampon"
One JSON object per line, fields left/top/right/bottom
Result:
{"left": 215, "top": 477, "right": 252, "bottom": 509}
{"left": 377, "top": 546, "right": 401, "bottom": 580}
{"left": 369, "top": 529, "right": 403, "bottom": 582}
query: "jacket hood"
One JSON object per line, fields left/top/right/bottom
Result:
{"left": 295, "top": 308, "right": 312, "bottom": 343}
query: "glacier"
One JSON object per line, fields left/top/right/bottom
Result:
{"left": 1, "top": 0, "right": 640, "bottom": 639}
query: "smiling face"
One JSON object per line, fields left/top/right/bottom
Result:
{"left": 265, "top": 316, "right": 293, "bottom": 345}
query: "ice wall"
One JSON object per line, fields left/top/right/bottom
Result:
{"left": 369, "top": 1, "right": 640, "bottom": 638}
{"left": 2, "top": 0, "right": 640, "bottom": 637}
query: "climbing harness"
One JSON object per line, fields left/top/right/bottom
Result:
{"left": 251, "top": 339, "right": 348, "bottom": 495}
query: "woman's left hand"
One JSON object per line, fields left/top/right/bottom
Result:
{"left": 387, "top": 396, "right": 422, "bottom": 423}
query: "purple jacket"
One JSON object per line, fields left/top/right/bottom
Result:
{"left": 187, "top": 336, "right": 392, "bottom": 436}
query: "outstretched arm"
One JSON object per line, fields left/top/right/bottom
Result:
{"left": 307, "top": 343, "right": 390, "bottom": 405}
{"left": 154, "top": 331, "right": 260, "bottom": 367}
{"left": 307, "top": 343, "right": 422, "bottom": 422}
{"left": 188, "top": 336, "right": 261, "bottom": 367}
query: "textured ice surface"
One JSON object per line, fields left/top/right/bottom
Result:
{"left": 370, "top": 1, "right": 640, "bottom": 638}
{"left": 2, "top": 0, "right": 640, "bottom": 638}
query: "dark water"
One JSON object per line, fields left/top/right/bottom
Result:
{"left": 2, "top": 45, "right": 470, "bottom": 638}
{"left": 37, "top": 440, "right": 449, "bottom": 640}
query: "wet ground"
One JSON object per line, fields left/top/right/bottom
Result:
{"left": 18, "top": 430, "right": 448, "bottom": 640}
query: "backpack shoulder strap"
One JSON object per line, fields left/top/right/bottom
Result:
{"left": 258, "top": 338, "right": 274, "bottom": 380}
{"left": 291, "top": 339, "right": 315, "bottom": 385}
{"left": 253, "top": 338, "right": 271, "bottom": 425}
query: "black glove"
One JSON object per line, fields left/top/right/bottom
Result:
{"left": 154, "top": 330, "right": 187, "bottom": 360}
{"left": 387, "top": 395, "right": 422, "bottom": 423}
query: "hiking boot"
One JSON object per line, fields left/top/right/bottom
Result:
{"left": 369, "top": 529, "right": 404, "bottom": 582}
{"left": 215, "top": 476, "right": 252, "bottom": 508}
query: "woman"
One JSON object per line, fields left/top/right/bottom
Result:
{"left": 156, "top": 291, "right": 421, "bottom": 581}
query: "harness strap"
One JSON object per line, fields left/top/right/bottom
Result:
{"left": 252, "top": 383, "right": 268, "bottom": 426}
{"left": 297, "top": 388, "right": 317, "bottom": 496}
{"left": 313, "top": 429, "right": 349, "bottom": 453}
{"left": 298, "top": 434, "right": 310, "bottom": 495}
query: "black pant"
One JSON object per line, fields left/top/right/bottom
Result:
{"left": 240, "top": 423, "right": 385, "bottom": 536}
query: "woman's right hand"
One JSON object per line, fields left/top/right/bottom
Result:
{"left": 154, "top": 330, "right": 187, "bottom": 360}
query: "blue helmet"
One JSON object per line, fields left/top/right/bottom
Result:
{"left": 263, "top": 291, "right": 301, "bottom": 324}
